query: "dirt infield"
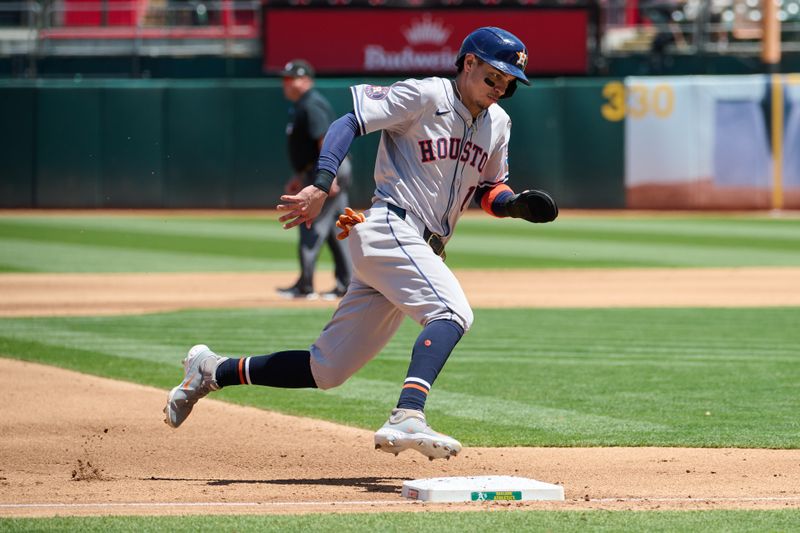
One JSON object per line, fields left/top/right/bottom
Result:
{"left": 3, "top": 267, "right": 800, "bottom": 316}
{"left": 2, "top": 268, "right": 800, "bottom": 517}
{"left": 3, "top": 358, "right": 800, "bottom": 517}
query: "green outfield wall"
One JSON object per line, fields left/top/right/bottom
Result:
{"left": 0, "top": 78, "right": 624, "bottom": 208}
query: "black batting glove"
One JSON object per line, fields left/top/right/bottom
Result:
{"left": 506, "top": 189, "right": 559, "bottom": 223}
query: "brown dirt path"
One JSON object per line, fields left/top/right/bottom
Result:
{"left": 2, "top": 267, "right": 799, "bottom": 316}
{"left": 2, "top": 358, "right": 800, "bottom": 518}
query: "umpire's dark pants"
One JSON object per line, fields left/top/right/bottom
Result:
{"left": 294, "top": 155, "right": 353, "bottom": 294}
{"left": 296, "top": 190, "right": 352, "bottom": 294}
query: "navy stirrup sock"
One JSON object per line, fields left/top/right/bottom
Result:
{"left": 215, "top": 350, "right": 317, "bottom": 389}
{"left": 397, "top": 319, "right": 464, "bottom": 412}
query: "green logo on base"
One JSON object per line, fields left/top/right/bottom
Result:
{"left": 470, "top": 491, "right": 522, "bottom": 501}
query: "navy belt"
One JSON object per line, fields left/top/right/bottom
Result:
{"left": 386, "top": 203, "right": 447, "bottom": 260}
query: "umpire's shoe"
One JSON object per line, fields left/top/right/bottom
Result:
{"left": 374, "top": 408, "right": 461, "bottom": 460}
{"left": 163, "top": 344, "right": 227, "bottom": 428}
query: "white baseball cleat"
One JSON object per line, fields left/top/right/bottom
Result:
{"left": 163, "top": 344, "right": 227, "bottom": 428}
{"left": 276, "top": 286, "right": 320, "bottom": 300}
{"left": 374, "top": 408, "right": 461, "bottom": 461}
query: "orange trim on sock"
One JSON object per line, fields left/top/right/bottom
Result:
{"left": 481, "top": 183, "right": 513, "bottom": 217}
{"left": 237, "top": 358, "right": 245, "bottom": 384}
{"left": 403, "top": 383, "right": 429, "bottom": 394}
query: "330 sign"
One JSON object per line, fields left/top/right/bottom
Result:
{"left": 601, "top": 81, "right": 675, "bottom": 121}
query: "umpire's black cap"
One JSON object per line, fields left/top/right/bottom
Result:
{"left": 279, "top": 59, "right": 315, "bottom": 79}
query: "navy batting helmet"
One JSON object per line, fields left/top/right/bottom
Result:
{"left": 456, "top": 27, "right": 530, "bottom": 98}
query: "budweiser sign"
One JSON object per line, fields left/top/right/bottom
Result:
{"left": 364, "top": 46, "right": 457, "bottom": 71}
{"left": 264, "top": 9, "right": 588, "bottom": 75}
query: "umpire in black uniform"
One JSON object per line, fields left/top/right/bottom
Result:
{"left": 278, "top": 59, "right": 352, "bottom": 300}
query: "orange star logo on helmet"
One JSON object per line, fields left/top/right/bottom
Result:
{"left": 516, "top": 51, "right": 528, "bottom": 69}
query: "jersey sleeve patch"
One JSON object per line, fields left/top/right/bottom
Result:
{"left": 364, "top": 85, "right": 390, "bottom": 100}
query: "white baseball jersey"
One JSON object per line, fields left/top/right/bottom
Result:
{"left": 309, "top": 77, "right": 515, "bottom": 390}
{"left": 351, "top": 77, "right": 511, "bottom": 240}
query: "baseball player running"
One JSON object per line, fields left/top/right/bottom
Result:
{"left": 164, "top": 27, "right": 558, "bottom": 460}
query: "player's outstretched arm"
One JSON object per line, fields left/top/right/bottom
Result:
{"left": 277, "top": 185, "right": 329, "bottom": 229}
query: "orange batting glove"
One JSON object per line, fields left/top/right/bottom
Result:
{"left": 336, "top": 207, "right": 366, "bottom": 240}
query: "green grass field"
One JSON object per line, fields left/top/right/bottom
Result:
{"left": 1, "top": 211, "right": 799, "bottom": 531}
{"left": 3, "top": 509, "right": 800, "bottom": 532}
{"left": 2, "top": 306, "right": 798, "bottom": 448}
{"left": 1, "top": 212, "right": 799, "bottom": 272}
